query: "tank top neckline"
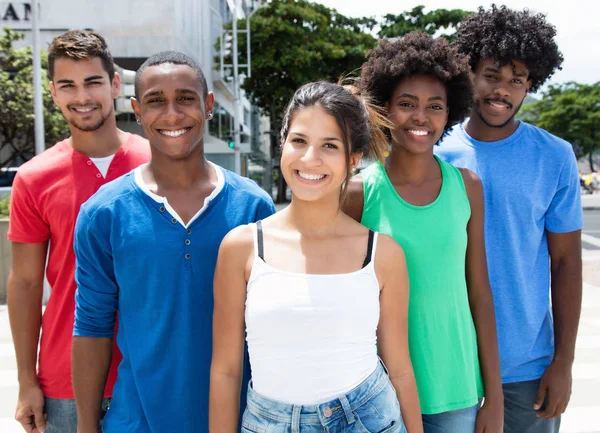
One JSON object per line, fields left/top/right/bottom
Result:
{"left": 380, "top": 155, "right": 446, "bottom": 210}
{"left": 250, "top": 223, "right": 379, "bottom": 279}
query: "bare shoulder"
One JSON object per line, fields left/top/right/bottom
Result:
{"left": 375, "top": 233, "right": 406, "bottom": 269}
{"left": 458, "top": 167, "right": 483, "bottom": 200}
{"left": 343, "top": 173, "right": 365, "bottom": 222}
{"left": 219, "top": 224, "right": 255, "bottom": 257}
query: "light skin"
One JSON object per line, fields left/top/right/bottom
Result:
{"left": 344, "top": 75, "right": 504, "bottom": 432}
{"left": 71, "top": 62, "right": 216, "bottom": 433}
{"left": 8, "top": 55, "right": 127, "bottom": 433}
{"left": 209, "top": 106, "right": 423, "bottom": 433}
{"left": 467, "top": 58, "right": 582, "bottom": 420}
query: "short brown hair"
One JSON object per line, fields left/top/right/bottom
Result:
{"left": 48, "top": 30, "right": 115, "bottom": 80}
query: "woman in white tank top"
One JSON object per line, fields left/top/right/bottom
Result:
{"left": 209, "top": 82, "right": 423, "bottom": 433}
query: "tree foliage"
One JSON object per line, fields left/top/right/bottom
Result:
{"left": 224, "top": 0, "right": 377, "bottom": 201}
{"left": 378, "top": 5, "right": 470, "bottom": 40}
{"left": 522, "top": 82, "right": 600, "bottom": 168}
{"left": 0, "top": 28, "right": 69, "bottom": 168}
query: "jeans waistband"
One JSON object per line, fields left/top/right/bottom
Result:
{"left": 246, "top": 361, "right": 389, "bottom": 428}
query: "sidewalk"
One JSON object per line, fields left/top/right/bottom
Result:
{"left": 0, "top": 270, "right": 599, "bottom": 432}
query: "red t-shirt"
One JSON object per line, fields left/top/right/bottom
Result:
{"left": 8, "top": 133, "right": 150, "bottom": 399}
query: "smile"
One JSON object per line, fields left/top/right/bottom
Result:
{"left": 296, "top": 170, "right": 326, "bottom": 181}
{"left": 158, "top": 128, "right": 191, "bottom": 138}
{"left": 71, "top": 106, "right": 98, "bottom": 113}
{"left": 407, "top": 129, "right": 430, "bottom": 136}
{"left": 486, "top": 100, "right": 511, "bottom": 110}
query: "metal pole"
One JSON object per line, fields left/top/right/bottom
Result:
{"left": 32, "top": 0, "right": 45, "bottom": 155}
{"left": 232, "top": 0, "right": 241, "bottom": 175}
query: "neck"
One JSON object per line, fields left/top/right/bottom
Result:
{"left": 69, "top": 116, "right": 124, "bottom": 157}
{"left": 386, "top": 145, "right": 439, "bottom": 183}
{"left": 465, "top": 110, "right": 520, "bottom": 142}
{"left": 146, "top": 145, "right": 213, "bottom": 189}
{"left": 283, "top": 192, "right": 345, "bottom": 239}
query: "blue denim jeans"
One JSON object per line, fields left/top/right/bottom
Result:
{"left": 44, "top": 397, "right": 111, "bottom": 433}
{"left": 242, "top": 362, "right": 405, "bottom": 433}
{"left": 503, "top": 380, "right": 560, "bottom": 433}
{"left": 422, "top": 401, "right": 480, "bottom": 433}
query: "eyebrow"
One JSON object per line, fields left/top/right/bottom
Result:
{"left": 485, "top": 65, "right": 528, "bottom": 78}
{"left": 143, "top": 88, "right": 199, "bottom": 98}
{"left": 396, "top": 93, "right": 445, "bottom": 102}
{"left": 289, "top": 132, "right": 343, "bottom": 142}
{"left": 55, "top": 75, "right": 105, "bottom": 84}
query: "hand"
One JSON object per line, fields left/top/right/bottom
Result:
{"left": 534, "top": 358, "right": 573, "bottom": 419}
{"left": 475, "top": 395, "right": 503, "bottom": 433}
{"left": 15, "top": 382, "right": 47, "bottom": 433}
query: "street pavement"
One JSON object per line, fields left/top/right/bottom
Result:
{"left": 0, "top": 209, "right": 599, "bottom": 433}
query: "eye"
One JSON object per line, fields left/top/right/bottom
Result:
{"left": 512, "top": 79, "right": 523, "bottom": 85}
{"left": 179, "top": 96, "right": 195, "bottom": 102}
{"left": 146, "top": 98, "right": 163, "bottom": 104}
{"left": 88, "top": 81, "right": 102, "bottom": 86}
{"left": 291, "top": 137, "right": 306, "bottom": 144}
{"left": 430, "top": 104, "right": 445, "bottom": 111}
{"left": 484, "top": 74, "right": 497, "bottom": 81}
{"left": 60, "top": 84, "right": 74, "bottom": 89}
{"left": 398, "top": 101, "right": 414, "bottom": 108}
{"left": 324, "top": 142, "right": 339, "bottom": 150}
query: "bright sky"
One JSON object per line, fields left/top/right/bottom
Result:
{"left": 315, "top": 0, "right": 598, "bottom": 90}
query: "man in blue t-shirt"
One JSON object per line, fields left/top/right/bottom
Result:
{"left": 72, "top": 51, "right": 275, "bottom": 433}
{"left": 436, "top": 6, "right": 582, "bottom": 433}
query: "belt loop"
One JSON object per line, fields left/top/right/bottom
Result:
{"left": 291, "top": 405, "right": 301, "bottom": 433}
{"left": 339, "top": 395, "right": 355, "bottom": 425}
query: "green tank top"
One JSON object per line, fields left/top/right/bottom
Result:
{"left": 361, "top": 156, "right": 483, "bottom": 414}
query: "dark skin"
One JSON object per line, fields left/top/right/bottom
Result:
{"left": 345, "top": 75, "right": 503, "bottom": 432}
{"left": 72, "top": 63, "right": 216, "bottom": 433}
{"left": 465, "top": 58, "right": 582, "bottom": 419}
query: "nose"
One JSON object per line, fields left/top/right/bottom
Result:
{"left": 162, "top": 100, "right": 185, "bottom": 123}
{"left": 493, "top": 85, "right": 510, "bottom": 99}
{"left": 73, "top": 86, "right": 94, "bottom": 105}
{"left": 300, "top": 144, "right": 322, "bottom": 165}
{"left": 411, "top": 106, "right": 428, "bottom": 125}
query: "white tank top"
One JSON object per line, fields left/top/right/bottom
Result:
{"left": 245, "top": 222, "right": 381, "bottom": 405}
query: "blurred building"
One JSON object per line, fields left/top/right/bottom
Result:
{"left": 1, "top": 0, "right": 271, "bottom": 182}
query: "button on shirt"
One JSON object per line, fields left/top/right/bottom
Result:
{"left": 73, "top": 166, "right": 276, "bottom": 433}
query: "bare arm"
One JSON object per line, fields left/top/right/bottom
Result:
{"left": 342, "top": 174, "right": 364, "bottom": 223}
{"left": 376, "top": 235, "right": 423, "bottom": 433}
{"left": 209, "top": 227, "right": 253, "bottom": 433}
{"left": 460, "top": 169, "right": 503, "bottom": 433}
{"left": 72, "top": 337, "right": 112, "bottom": 433}
{"left": 8, "top": 241, "right": 48, "bottom": 433}
{"left": 534, "top": 230, "right": 581, "bottom": 418}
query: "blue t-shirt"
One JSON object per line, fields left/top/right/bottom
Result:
{"left": 435, "top": 121, "right": 583, "bottom": 383}
{"left": 73, "top": 168, "right": 275, "bottom": 433}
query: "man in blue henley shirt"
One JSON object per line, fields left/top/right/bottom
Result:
{"left": 72, "top": 51, "right": 275, "bottom": 433}
{"left": 436, "top": 6, "right": 582, "bottom": 433}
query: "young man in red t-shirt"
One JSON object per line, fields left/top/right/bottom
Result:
{"left": 7, "top": 30, "right": 150, "bottom": 433}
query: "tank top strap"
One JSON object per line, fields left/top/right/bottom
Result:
{"left": 361, "top": 230, "right": 379, "bottom": 268}
{"left": 253, "top": 221, "right": 265, "bottom": 260}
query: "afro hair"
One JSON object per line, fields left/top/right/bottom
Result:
{"left": 360, "top": 32, "right": 473, "bottom": 133}
{"left": 454, "top": 4, "right": 563, "bottom": 92}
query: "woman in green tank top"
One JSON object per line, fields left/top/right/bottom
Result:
{"left": 343, "top": 33, "right": 503, "bottom": 433}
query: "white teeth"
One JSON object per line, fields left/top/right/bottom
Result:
{"left": 159, "top": 129, "right": 188, "bottom": 137}
{"left": 73, "top": 107, "right": 95, "bottom": 113}
{"left": 408, "top": 130, "right": 428, "bottom": 136}
{"left": 297, "top": 171, "right": 325, "bottom": 181}
{"left": 489, "top": 102, "right": 507, "bottom": 108}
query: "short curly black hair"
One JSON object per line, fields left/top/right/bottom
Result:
{"left": 455, "top": 4, "right": 563, "bottom": 92}
{"left": 360, "top": 32, "right": 473, "bottom": 133}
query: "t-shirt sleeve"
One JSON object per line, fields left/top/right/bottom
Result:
{"left": 256, "top": 196, "right": 276, "bottom": 220}
{"left": 7, "top": 172, "right": 50, "bottom": 243}
{"left": 73, "top": 208, "right": 118, "bottom": 338}
{"left": 545, "top": 149, "right": 583, "bottom": 233}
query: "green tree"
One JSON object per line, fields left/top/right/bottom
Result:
{"left": 521, "top": 82, "right": 600, "bottom": 170}
{"left": 223, "top": 0, "right": 377, "bottom": 202}
{"left": 378, "top": 5, "right": 470, "bottom": 40}
{"left": 0, "top": 28, "right": 69, "bottom": 168}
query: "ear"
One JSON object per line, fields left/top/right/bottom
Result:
{"left": 350, "top": 152, "right": 363, "bottom": 171}
{"left": 130, "top": 97, "right": 141, "bottom": 120}
{"left": 49, "top": 81, "right": 58, "bottom": 103}
{"left": 526, "top": 79, "right": 533, "bottom": 93}
{"left": 204, "top": 91, "right": 215, "bottom": 118}
{"left": 111, "top": 71, "right": 121, "bottom": 100}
